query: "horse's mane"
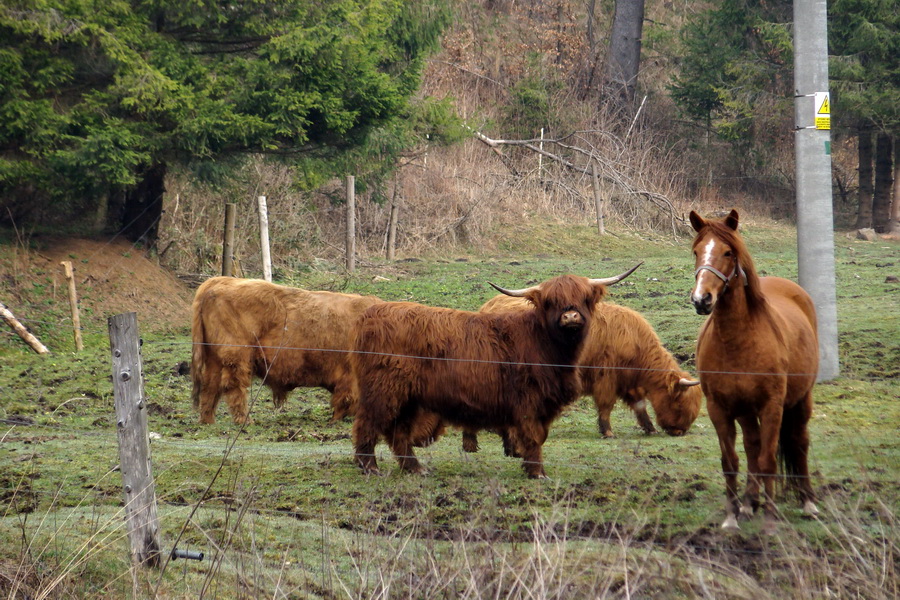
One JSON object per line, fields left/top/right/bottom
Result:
{"left": 695, "top": 220, "right": 768, "bottom": 312}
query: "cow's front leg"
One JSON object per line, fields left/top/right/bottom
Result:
{"left": 352, "top": 415, "right": 380, "bottom": 475}
{"left": 386, "top": 426, "right": 424, "bottom": 474}
{"left": 514, "top": 421, "right": 549, "bottom": 479}
{"left": 461, "top": 429, "right": 480, "bottom": 453}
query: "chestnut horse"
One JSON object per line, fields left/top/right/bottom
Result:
{"left": 689, "top": 209, "right": 819, "bottom": 533}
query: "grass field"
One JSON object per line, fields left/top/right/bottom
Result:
{"left": 1, "top": 217, "right": 898, "bottom": 598}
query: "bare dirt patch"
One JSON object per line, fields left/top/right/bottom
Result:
{"left": 6, "top": 236, "right": 194, "bottom": 333}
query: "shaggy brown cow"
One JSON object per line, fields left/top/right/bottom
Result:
{"left": 466, "top": 298, "right": 701, "bottom": 452}
{"left": 350, "top": 266, "right": 640, "bottom": 478}
{"left": 191, "top": 277, "right": 381, "bottom": 424}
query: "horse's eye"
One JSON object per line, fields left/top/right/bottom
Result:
{"left": 724, "top": 250, "right": 732, "bottom": 257}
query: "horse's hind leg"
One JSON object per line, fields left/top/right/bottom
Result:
{"left": 708, "top": 402, "right": 741, "bottom": 530}
{"left": 758, "top": 403, "right": 785, "bottom": 535}
{"left": 782, "top": 391, "right": 818, "bottom": 517}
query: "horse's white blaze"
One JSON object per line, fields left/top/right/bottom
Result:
{"left": 700, "top": 238, "right": 717, "bottom": 266}
{"left": 691, "top": 237, "right": 720, "bottom": 303}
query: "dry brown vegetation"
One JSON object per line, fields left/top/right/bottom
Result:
{"left": 158, "top": 1, "right": 853, "bottom": 279}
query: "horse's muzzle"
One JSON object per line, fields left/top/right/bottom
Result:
{"left": 692, "top": 293, "right": 713, "bottom": 315}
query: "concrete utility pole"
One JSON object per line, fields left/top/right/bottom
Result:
{"left": 794, "top": 0, "right": 839, "bottom": 380}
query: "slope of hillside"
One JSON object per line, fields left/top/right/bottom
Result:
{"left": 0, "top": 235, "right": 193, "bottom": 353}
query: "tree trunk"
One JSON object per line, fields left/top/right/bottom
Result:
{"left": 121, "top": 163, "right": 167, "bottom": 249}
{"left": 854, "top": 126, "right": 874, "bottom": 229}
{"left": 889, "top": 136, "right": 900, "bottom": 235}
{"left": 873, "top": 132, "right": 893, "bottom": 232}
{"left": 603, "top": 0, "right": 645, "bottom": 108}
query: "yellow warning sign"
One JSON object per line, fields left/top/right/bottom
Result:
{"left": 814, "top": 92, "right": 830, "bottom": 130}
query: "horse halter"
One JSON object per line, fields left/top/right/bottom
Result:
{"left": 694, "top": 259, "right": 747, "bottom": 294}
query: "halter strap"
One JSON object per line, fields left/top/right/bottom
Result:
{"left": 694, "top": 262, "right": 748, "bottom": 290}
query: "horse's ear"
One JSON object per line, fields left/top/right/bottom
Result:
{"left": 689, "top": 210, "right": 705, "bottom": 232}
{"left": 725, "top": 209, "right": 739, "bottom": 231}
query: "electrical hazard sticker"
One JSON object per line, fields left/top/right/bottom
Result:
{"left": 815, "top": 92, "right": 830, "bottom": 130}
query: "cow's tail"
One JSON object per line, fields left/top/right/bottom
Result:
{"left": 190, "top": 297, "right": 206, "bottom": 410}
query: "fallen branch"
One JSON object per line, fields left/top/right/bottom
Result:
{"left": 0, "top": 300, "right": 50, "bottom": 354}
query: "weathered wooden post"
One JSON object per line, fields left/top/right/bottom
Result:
{"left": 222, "top": 203, "right": 236, "bottom": 277}
{"left": 257, "top": 195, "right": 272, "bottom": 282}
{"left": 591, "top": 161, "right": 606, "bottom": 235}
{"left": 60, "top": 261, "right": 83, "bottom": 351}
{"left": 108, "top": 312, "right": 161, "bottom": 568}
{"left": 386, "top": 201, "right": 399, "bottom": 261}
{"left": 345, "top": 175, "right": 356, "bottom": 273}
{"left": 0, "top": 301, "right": 49, "bottom": 354}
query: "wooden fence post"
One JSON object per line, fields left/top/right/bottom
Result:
{"left": 109, "top": 312, "right": 161, "bottom": 568}
{"left": 222, "top": 203, "right": 236, "bottom": 277}
{"left": 60, "top": 261, "right": 83, "bottom": 351}
{"left": 257, "top": 195, "right": 272, "bottom": 282}
{"left": 591, "top": 161, "right": 606, "bottom": 235}
{"left": 345, "top": 175, "right": 356, "bottom": 273}
{"left": 386, "top": 201, "right": 399, "bottom": 261}
{"left": 0, "top": 300, "right": 49, "bottom": 354}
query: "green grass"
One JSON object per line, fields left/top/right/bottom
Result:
{"left": 1, "top": 219, "right": 898, "bottom": 598}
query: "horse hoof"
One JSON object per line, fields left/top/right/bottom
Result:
{"left": 721, "top": 515, "right": 740, "bottom": 531}
{"left": 739, "top": 505, "right": 754, "bottom": 519}
{"left": 802, "top": 500, "right": 819, "bottom": 518}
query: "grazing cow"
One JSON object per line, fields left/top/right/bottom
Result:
{"left": 350, "top": 265, "right": 641, "bottom": 478}
{"left": 191, "top": 277, "right": 381, "bottom": 424}
{"left": 466, "top": 298, "right": 701, "bottom": 452}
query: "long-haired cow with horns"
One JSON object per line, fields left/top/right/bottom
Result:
{"left": 350, "top": 264, "right": 641, "bottom": 478}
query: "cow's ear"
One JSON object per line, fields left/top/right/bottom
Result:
{"left": 592, "top": 283, "right": 607, "bottom": 305}
{"left": 689, "top": 210, "right": 705, "bottom": 232}
{"left": 522, "top": 288, "right": 541, "bottom": 308}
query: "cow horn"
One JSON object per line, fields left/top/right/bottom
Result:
{"left": 488, "top": 281, "right": 537, "bottom": 297}
{"left": 678, "top": 377, "right": 701, "bottom": 387}
{"left": 587, "top": 261, "right": 644, "bottom": 286}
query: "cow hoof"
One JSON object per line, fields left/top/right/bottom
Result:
{"left": 721, "top": 515, "right": 740, "bottom": 531}
{"left": 802, "top": 500, "right": 819, "bottom": 518}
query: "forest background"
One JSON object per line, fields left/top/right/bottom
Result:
{"left": 1, "top": 0, "right": 897, "bottom": 276}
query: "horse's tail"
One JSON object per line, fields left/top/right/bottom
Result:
{"left": 777, "top": 399, "right": 812, "bottom": 497}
